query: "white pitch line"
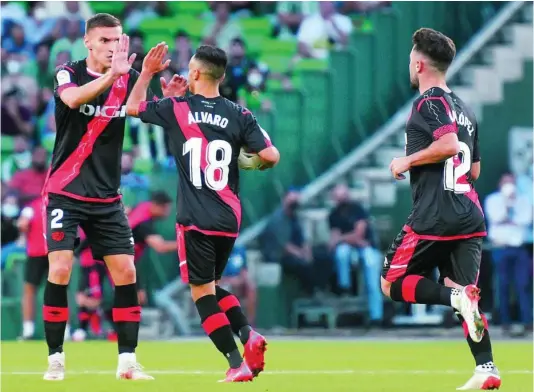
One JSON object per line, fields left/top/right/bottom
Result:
{"left": 2, "top": 370, "right": 532, "bottom": 376}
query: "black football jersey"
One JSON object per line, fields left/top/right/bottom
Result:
{"left": 404, "top": 87, "right": 486, "bottom": 238}
{"left": 46, "top": 59, "right": 153, "bottom": 203}
{"left": 138, "top": 95, "right": 272, "bottom": 235}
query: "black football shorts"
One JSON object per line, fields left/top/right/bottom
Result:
{"left": 382, "top": 226, "right": 483, "bottom": 286}
{"left": 176, "top": 225, "right": 236, "bottom": 285}
{"left": 24, "top": 256, "right": 49, "bottom": 286}
{"left": 46, "top": 194, "right": 134, "bottom": 260}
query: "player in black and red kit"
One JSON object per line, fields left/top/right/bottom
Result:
{"left": 382, "top": 28, "right": 500, "bottom": 390}
{"left": 126, "top": 44, "right": 280, "bottom": 382}
{"left": 42, "top": 14, "right": 183, "bottom": 381}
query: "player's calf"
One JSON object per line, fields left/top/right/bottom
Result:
{"left": 192, "top": 283, "right": 244, "bottom": 371}
{"left": 382, "top": 275, "right": 455, "bottom": 306}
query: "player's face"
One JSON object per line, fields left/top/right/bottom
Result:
{"left": 409, "top": 47, "right": 421, "bottom": 90}
{"left": 84, "top": 26, "right": 122, "bottom": 69}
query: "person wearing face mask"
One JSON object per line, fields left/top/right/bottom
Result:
{"left": 485, "top": 173, "right": 533, "bottom": 335}
{"left": 220, "top": 38, "right": 256, "bottom": 103}
{"left": 8, "top": 146, "right": 49, "bottom": 205}
{"left": 1, "top": 135, "right": 32, "bottom": 182}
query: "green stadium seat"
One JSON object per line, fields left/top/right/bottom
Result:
{"left": 260, "top": 39, "right": 297, "bottom": 55}
{"left": 293, "top": 58, "right": 328, "bottom": 73}
{"left": 244, "top": 35, "right": 267, "bottom": 57}
{"left": 258, "top": 54, "right": 292, "bottom": 74}
{"left": 240, "top": 17, "right": 272, "bottom": 36}
{"left": 144, "top": 33, "right": 174, "bottom": 52}
{"left": 167, "top": 1, "right": 210, "bottom": 16}
{"left": 139, "top": 16, "right": 206, "bottom": 41}
{"left": 1, "top": 136, "right": 14, "bottom": 153}
{"left": 134, "top": 158, "right": 153, "bottom": 174}
{"left": 90, "top": 1, "right": 125, "bottom": 15}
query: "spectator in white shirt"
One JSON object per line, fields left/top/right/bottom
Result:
{"left": 297, "top": 1, "right": 353, "bottom": 59}
{"left": 485, "top": 173, "right": 533, "bottom": 333}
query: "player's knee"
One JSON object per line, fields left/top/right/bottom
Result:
{"left": 48, "top": 252, "right": 74, "bottom": 283}
{"left": 380, "top": 278, "right": 392, "bottom": 298}
{"left": 115, "top": 262, "right": 136, "bottom": 284}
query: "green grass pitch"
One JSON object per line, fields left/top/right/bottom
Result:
{"left": 1, "top": 339, "right": 532, "bottom": 391}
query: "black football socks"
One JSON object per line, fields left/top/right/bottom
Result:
{"left": 389, "top": 275, "right": 452, "bottom": 306}
{"left": 216, "top": 286, "right": 252, "bottom": 344}
{"left": 112, "top": 284, "right": 140, "bottom": 354}
{"left": 43, "top": 281, "right": 68, "bottom": 356}
{"left": 196, "top": 294, "right": 242, "bottom": 369}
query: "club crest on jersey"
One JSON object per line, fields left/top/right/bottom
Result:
{"left": 79, "top": 104, "right": 127, "bottom": 118}
{"left": 188, "top": 111, "right": 228, "bottom": 128}
{"left": 449, "top": 111, "right": 474, "bottom": 136}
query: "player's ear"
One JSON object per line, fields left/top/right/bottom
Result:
{"left": 84, "top": 35, "right": 92, "bottom": 51}
{"left": 416, "top": 60, "right": 423, "bottom": 74}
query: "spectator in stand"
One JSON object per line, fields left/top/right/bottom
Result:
{"left": 120, "top": 152, "right": 150, "bottom": 193}
{"left": 219, "top": 246, "right": 257, "bottom": 325}
{"left": 2, "top": 135, "right": 31, "bottom": 182}
{"left": 8, "top": 146, "right": 48, "bottom": 205}
{"left": 328, "top": 184, "right": 383, "bottom": 326}
{"left": 2, "top": 53, "right": 39, "bottom": 112}
{"left": 202, "top": 2, "right": 242, "bottom": 51}
{"left": 36, "top": 1, "right": 92, "bottom": 22}
{"left": 237, "top": 64, "right": 272, "bottom": 112}
{"left": 260, "top": 189, "right": 331, "bottom": 295}
{"left": 1, "top": 88, "right": 34, "bottom": 137}
{"left": 169, "top": 30, "right": 194, "bottom": 78}
{"left": 485, "top": 173, "right": 533, "bottom": 335}
{"left": 297, "top": 1, "right": 353, "bottom": 59}
{"left": 124, "top": 2, "right": 159, "bottom": 31}
{"left": 273, "top": 1, "right": 318, "bottom": 40}
{"left": 49, "top": 19, "right": 85, "bottom": 71}
{"left": 129, "top": 30, "right": 146, "bottom": 73}
{"left": 22, "top": 43, "right": 54, "bottom": 112}
{"left": 20, "top": 3, "right": 62, "bottom": 46}
{"left": 220, "top": 38, "right": 258, "bottom": 102}
{"left": 2, "top": 23, "right": 34, "bottom": 60}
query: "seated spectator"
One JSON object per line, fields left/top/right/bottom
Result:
{"left": 202, "top": 2, "right": 242, "bottom": 51}
{"left": 219, "top": 246, "right": 257, "bottom": 325}
{"left": 120, "top": 152, "right": 150, "bottom": 192}
{"left": 169, "top": 30, "right": 194, "bottom": 78}
{"left": 49, "top": 19, "right": 85, "bottom": 72}
{"left": 485, "top": 173, "right": 533, "bottom": 334}
{"left": 2, "top": 23, "right": 34, "bottom": 60}
{"left": 1, "top": 88, "right": 34, "bottom": 137}
{"left": 237, "top": 64, "right": 272, "bottom": 111}
{"left": 2, "top": 56, "right": 39, "bottom": 112}
{"left": 220, "top": 38, "right": 259, "bottom": 103}
{"left": 297, "top": 1, "right": 353, "bottom": 59}
{"left": 8, "top": 146, "right": 48, "bottom": 205}
{"left": 260, "top": 189, "right": 331, "bottom": 295}
{"left": 124, "top": 2, "right": 159, "bottom": 31}
{"left": 328, "top": 184, "right": 383, "bottom": 325}
{"left": 274, "top": 1, "right": 318, "bottom": 40}
{"left": 21, "top": 3, "right": 61, "bottom": 46}
{"left": 37, "top": 1, "right": 92, "bottom": 22}
{"left": 129, "top": 30, "right": 146, "bottom": 73}
{"left": 2, "top": 135, "right": 32, "bottom": 182}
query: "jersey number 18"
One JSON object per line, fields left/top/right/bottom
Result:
{"left": 183, "top": 138, "right": 231, "bottom": 191}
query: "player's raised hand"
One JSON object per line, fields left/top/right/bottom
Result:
{"left": 142, "top": 42, "right": 171, "bottom": 75}
{"left": 161, "top": 74, "right": 188, "bottom": 98}
{"left": 111, "top": 34, "right": 136, "bottom": 77}
{"left": 389, "top": 156, "right": 410, "bottom": 180}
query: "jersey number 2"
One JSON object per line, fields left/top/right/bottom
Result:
{"left": 183, "top": 138, "right": 232, "bottom": 191}
{"left": 444, "top": 141, "right": 471, "bottom": 193}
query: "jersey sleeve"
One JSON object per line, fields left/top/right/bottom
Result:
{"left": 132, "top": 221, "right": 156, "bottom": 243}
{"left": 54, "top": 64, "right": 78, "bottom": 97}
{"left": 241, "top": 110, "right": 273, "bottom": 153}
{"left": 138, "top": 97, "right": 177, "bottom": 128}
{"left": 416, "top": 96, "right": 457, "bottom": 141}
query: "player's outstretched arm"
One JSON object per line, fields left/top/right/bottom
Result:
{"left": 60, "top": 34, "right": 135, "bottom": 109}
{"left": 257, "top": 146, "right": 281, "bottom": 170}
{"left": 126, "top": 42, "right": 170, "bottom": 117}
{"left": 145, "top": 235, "right": 177, "bottom": 253}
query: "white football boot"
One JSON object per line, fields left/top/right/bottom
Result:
{"left": 116, "top": 353, "right": 154, "bottom": 380}
{"left": 457, "top": 362, "right": 501, "bottom": 390}
{"left": 43, "top": 352, "right": 65, "bottom": 381}
{"left": 453, "top": 285, "right": 485, "bottom": 343}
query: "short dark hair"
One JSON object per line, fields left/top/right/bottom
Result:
{"left": 85, "top": 13, "right": 121, "bottom": 33}
{"left": 193, "top": 45, "right": 227, "bottom": 80}
{"left": 151, "top": 190, "right": 172, "bottom": 205}
{"left": 412, "top": 28, "right": 456, "bottom": 72}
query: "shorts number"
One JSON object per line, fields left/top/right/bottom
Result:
{"left": 444, "top": 141, "right": 471, "bottom": 193}
{"left": 183, "top": 138, "right": 232, "bottom": 191}
{"left": 50, "top": 209, "right": 64, "bottom": 229}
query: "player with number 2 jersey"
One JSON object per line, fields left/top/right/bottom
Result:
{"left": 126, "top": 44, "right": 279, "bottom": 383}
{"left": 381, "top": 28, "right": 500, "bottom": 391}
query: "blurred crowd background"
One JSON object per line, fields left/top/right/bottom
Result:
{"left": 1, "top": 1, "right": 532, "bottom": 340}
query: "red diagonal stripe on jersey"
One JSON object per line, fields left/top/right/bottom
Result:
{"left": 46, "top": 74, "right": 130, "bottom": 202}
{"left": 171, "top": 98, "right": 242, "bottom": 229}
